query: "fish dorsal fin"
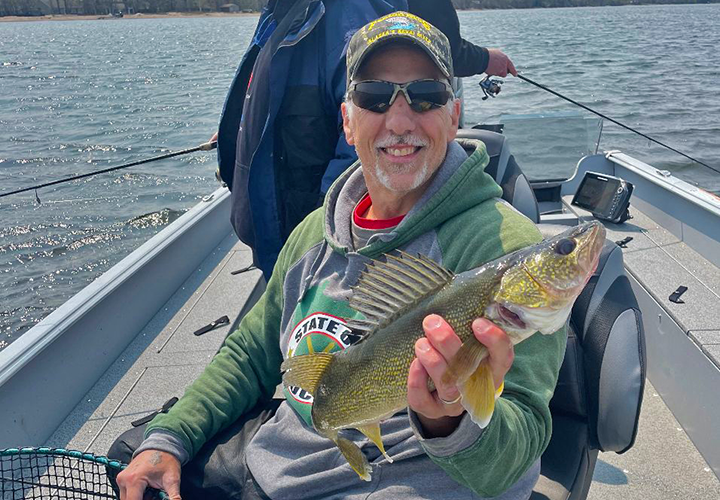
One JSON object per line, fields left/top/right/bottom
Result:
{"left": 348, "top": 251, "right": 454, "bottom": 333}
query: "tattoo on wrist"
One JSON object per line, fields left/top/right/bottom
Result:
{"left": 150, "top": 451, "right": 162, "bottom": 466}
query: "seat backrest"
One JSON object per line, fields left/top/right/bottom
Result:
{"left": 568, "top": 240, "right": 646, "bottom": 452}
{"left": 455, "top": 129, "right": 540, "bottom": 223}
{"left": 539, "top": 225, "right": 647, "bottom": 453}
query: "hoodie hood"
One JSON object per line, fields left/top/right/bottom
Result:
{"left": 323, "top": 139, "right": 503, "bottom": 258}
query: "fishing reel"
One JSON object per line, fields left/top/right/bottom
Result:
{"left": 479, "top": 75, "right": 503, "bottom": 100}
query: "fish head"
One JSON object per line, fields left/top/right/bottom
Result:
{"left": 487, "top": 221, "right": 606, "bottom": 337}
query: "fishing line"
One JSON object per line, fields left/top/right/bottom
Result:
{"left": 516, "top": 74, "right": 720, "bottom": 176}
{"left": 0, "top": 141, "right": 217, "bottom": 200}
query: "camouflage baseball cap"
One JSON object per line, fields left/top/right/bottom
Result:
{"left": 346, "top": 11, "right": 453, "bottom": 87}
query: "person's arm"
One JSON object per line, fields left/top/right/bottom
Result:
{"left": 115, "top": 244, "right": 292, "bottom": 500}
{"left": 408, "top": 0, "right": 516, "bottom": 77}
{"left": 115, "top": 203, "right": 330, "bottom": 498}
{"left": 142, "top": 268, "right": 287, "bottom": 458}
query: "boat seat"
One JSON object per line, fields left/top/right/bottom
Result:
{"left": 531, "top": 225, "right": 647, "bottom": 500}
{"left": 455, "top": 129, "right": 540, "bottom": 223}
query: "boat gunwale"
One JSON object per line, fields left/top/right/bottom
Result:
{"left": 0, "top": 188, "right": 230, "bottom": 389}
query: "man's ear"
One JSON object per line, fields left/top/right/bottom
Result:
{"left": 341, "top": 102, "right": 355, "bottom": 146}
{"left": 446, "top": 99, "right": 461, "bottom": 142}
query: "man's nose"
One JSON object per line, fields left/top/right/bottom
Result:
{"left": 384, "top": 93, "right": 416, "bottom": 135}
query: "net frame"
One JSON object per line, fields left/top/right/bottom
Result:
{"left": 0, "top": 447, "right": 167, "bottom": 500}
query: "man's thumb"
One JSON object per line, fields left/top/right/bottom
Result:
{"left": 163, "top": 473, "right": 182, "bottom": 500}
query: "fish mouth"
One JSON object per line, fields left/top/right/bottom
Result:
{"left": 497, "top": 304, "right": 527, "bottom": 330}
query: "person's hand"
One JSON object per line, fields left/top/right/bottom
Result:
{"left": 209, "top": 131, "right": 218, "bottom": 143}
{"left": 407, "top": 315, "right": 514, "bottom": 437}
{"left": 116, "top": 450, "right": 182, "bottom": 500}
{"left": 485, "top": 48, "right": 517, "bottom": 77}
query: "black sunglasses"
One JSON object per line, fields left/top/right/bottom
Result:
{"left": 348, "top": 79, "right": 453, "bottom": 114}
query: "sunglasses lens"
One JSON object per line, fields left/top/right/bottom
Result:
{"left": 350, "top": 80, "right": 451, "bottom": 113}
{"left": 351, "top": 81, "right": 395, "bottom": 113}
{"left": 406, "top": 80, "right": 451, "bottom": 112}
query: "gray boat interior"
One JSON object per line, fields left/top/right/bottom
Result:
{"left": 1, "top": 124, "right": 719, "bottom": 498}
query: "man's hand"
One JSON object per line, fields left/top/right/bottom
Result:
{"left": 485, "top": 48, "right": 517, "bottom": 77}
{"left": 116, "top": 450, "right": 182, "bottom": 500}
{"left": 209, "top": 131, "right": 218, "bottom": 143}
{"left": 407, "top": 315, "right": 514, "bottom": 437}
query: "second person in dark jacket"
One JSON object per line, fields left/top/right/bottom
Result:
{"left": 216, "top": 0, "right": 516, "bottom": 278}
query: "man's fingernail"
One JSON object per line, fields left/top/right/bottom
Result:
{"left": 473, "top": 318, "right": 490, "bottom": 333}
{"left": 424, "top": 315, "right": 442, "bottom": 330}
{"left": 417, "top": 340, "right": 430, "bottom": 353}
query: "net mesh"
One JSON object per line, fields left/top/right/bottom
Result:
{"left": 0, "top": 448, "right": 164, "bottom": 500}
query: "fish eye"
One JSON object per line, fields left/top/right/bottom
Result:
{"left": 554, "top": 238, "right": 577, "bottom": 256}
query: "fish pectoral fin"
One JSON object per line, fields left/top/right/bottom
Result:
{"left": 458, "top": 358, "right": 497, "bottom": 429}
{"left": 280, "top": 352, "right": 334, "bottom": 396}
{"left": 441, "top": 337, "right": 487, "bottom": 387}
{"left": 333, "top": 436, "right": 373, "bottom": 481}
{"left": 357, "top": 423, "right": 393, "bottom": 463}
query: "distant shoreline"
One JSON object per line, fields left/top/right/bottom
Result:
{"left": 2, "top": 2, "right": 718, "bottom": 23}
{"left": 0, "top": 12, "right": 259, "bottom": 23}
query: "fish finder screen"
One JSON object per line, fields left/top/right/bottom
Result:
{"left": 573, "top": 174, "right": 619, "bottom": 214}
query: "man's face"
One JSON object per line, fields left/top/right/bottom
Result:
{"left": 342, "top": 45, "right": 460, "bottom": 197}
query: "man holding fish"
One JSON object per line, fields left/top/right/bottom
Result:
{"left": 114, "top": 12, "right": 603, "bottom": 500}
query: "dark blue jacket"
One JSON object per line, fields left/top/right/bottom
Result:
{"left": 217, "top": 0, "right": 406, "bottom": 278}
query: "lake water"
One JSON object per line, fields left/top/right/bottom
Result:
{"left": 1, "top": 4, "right": 719, "bottom": 350}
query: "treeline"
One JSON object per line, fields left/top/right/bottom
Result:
{"left": 452, "top": 0, "right": 720, "bottom": 7}
{"left": 0, "top": 0, "right": 265, "bottom": 17}
{"left": 2, "top": 0, "right": 719, "bottom": 18}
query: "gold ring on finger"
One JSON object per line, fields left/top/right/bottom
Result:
{"left": 439, "top": 394, "right": 462, "bottom": 405}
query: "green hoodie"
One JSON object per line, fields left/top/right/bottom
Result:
{"left": 144, "top": 140, "right": 566, "bottom": 499}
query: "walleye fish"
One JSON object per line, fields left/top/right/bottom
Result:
{"left": 281, "top": 222, "right": 606, "bottom": 481}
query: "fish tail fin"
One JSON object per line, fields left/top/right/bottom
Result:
{"left": 357, "top": 423, "right": 393, "bottom": 463}
{"left": 441, "top": 337, "right": 487, "bottom": 387}
{"left": 334, "top": 436, "right": 372, "bottom": 481}
{"left": 459, "top": 358, "right": 499, "bottom": 428}
{"left": 281, "top": 352, "right": 334, "bottom": 396}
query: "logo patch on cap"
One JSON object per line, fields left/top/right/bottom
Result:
{"left": 388, "top": 21, "right": 416, "bottom": 30}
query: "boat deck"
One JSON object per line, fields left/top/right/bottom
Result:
{"left": 594, "top": 203, "right": 720, "bottom": 371}
{"left": 46, "top": 206, "right": 720, "bottom": 498}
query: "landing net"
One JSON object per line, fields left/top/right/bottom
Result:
{"left": 0, "top": 448, "right": 165, "bottom": 500}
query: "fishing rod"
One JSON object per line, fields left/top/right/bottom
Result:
{"left": 0, "top": 141, "right": 218, "bottom": 200}
{"left": 511, "top": 75, "right": 720, "bottom": 176}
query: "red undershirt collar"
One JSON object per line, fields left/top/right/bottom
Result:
{"left": 353, "top": 193, "right": 406, "bottom": 230}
